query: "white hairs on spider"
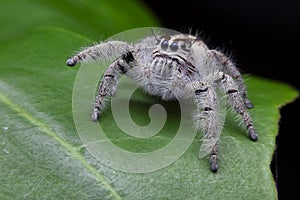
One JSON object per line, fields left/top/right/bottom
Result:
{"left": 66, "top": 31, "right": 258, "bottom": 172}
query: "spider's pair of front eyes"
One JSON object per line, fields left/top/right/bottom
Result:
{"left": 160, "top": 40, "right": 184, "bottom": 52}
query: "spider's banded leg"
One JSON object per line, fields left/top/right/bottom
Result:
{"left": 66, "top": 41, "right": 132, "bottom": 66}
{"left": 92, "top": 59, "right": 128, "bottom": 121}
{"left": 191, "top": 81, "right": 222, "bottom": 172}
{"left": 208, "top": 50, "right": 253, "bottom": 109}
{"left": 217, "top": 71, "right": 258, "bottom": 141}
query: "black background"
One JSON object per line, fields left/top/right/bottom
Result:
{"left": 143, "top": 0, "right": 300, "bottom": 199}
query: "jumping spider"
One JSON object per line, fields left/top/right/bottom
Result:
{"left": 66, "top": 32, "right": 258, "bottom": 172}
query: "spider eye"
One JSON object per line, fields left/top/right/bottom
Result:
{"left": 181, "top": 43, "right": 190, "bottom": 52}
{"left": 161, "top": 40, "right": 169, "bottom": 50}
{"left": 170, "top": 42, "right": 179, "bottom": 51}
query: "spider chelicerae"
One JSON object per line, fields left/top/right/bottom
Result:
{"left": 66, "top": 31, "right": 258, "bottom": 172}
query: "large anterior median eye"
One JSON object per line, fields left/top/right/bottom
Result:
{"left": 161, "top": 40, "right": 169, "bottom": 50}
{"left": 170, "top": 42, "right": 178, "bottom": 51}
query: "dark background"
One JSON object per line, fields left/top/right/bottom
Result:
{"left": 143, "top": 0, "right": 300, "bottom": 199}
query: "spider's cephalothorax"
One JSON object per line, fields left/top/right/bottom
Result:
{"left": 66, "top": 33, "right": 258, "bottom": 172}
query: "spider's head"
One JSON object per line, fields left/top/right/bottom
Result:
{"left": 155, "top": 34, "right": 197, "bottom": 58}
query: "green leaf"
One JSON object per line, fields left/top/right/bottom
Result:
{"left": 0, "top": 1, "right": 298, "bottom": 199}
{"left": 0, "top": 0, "right": 159, "bottom": 42}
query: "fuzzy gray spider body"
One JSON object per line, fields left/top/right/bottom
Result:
{"left": 66, "top": 33, "right": 258, "bottom": 172}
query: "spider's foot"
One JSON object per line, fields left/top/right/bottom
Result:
{"left": 66, "top": 58, "right": 77, "bottom": 67}
{"left": 91, "top": 110, "right": 100, "bottom": 122}
{"left": 248, "top": 128, "right": 258, "bottom": 141}
{"left": 210, "top": 155, "right": 219, "bottom": 173}
{"left": 244, "top": 99, "right": 254, "bottom": 109}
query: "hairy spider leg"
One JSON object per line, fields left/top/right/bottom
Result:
{"left": 208, "top": 50, "right": 253, "bottom": 109}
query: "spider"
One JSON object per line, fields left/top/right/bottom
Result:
{"left": 66, "top": 32, "right": 258, "bottom": 172}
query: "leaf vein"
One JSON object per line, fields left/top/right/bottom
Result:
{"left": 0, "top": 92, "right": 122, "bottom": 200}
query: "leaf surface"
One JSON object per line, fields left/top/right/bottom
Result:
{"left": 0, "top": 1, "right": 298, "bottom": 199}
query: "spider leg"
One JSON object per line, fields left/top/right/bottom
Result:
{"left": 91, "top": 52, "right": 134, "bottom": 121}
{"left": 216, "top": 71, "right": 258, "bottom": 141}
{"left": 66, "top": 41, "right": 132, "bottom": 66}
{"left": 91, "top": 59, "right": 125, "bottom": 121}
{"left": 189, "top": 81, "right": 222, "bottom": 172}
{"left": 66, "top": 40, "right": 135, "bottom": 121}
{"left": 208, "top": 50, "right": 254, "bottom": 109}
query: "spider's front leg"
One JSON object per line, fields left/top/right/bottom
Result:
{"left": 66, "top": 41, "right": 132, "bottom": 66}
{"left": 216, "top": 71, "right": 258, "bottom": 141}
{"left": 208, "top": 50, "right": 254, "bottom": 109}
{"left": 66, "top": 40, "right": 134, "bottom": 121}
{"left": 91, "top": 52, "right": 136, "bottom": 121}
{"left": 91, "top": 57, "right": 131, "bottom": 121}
{"left": 189, "top": 81, "right": 223, "bottom": 172}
